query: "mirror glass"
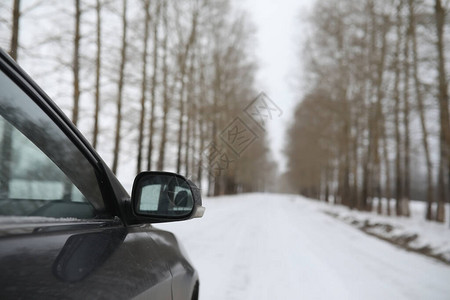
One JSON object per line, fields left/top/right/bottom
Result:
{"left": 136, "top": 174, "right": 194, "bottom": 217}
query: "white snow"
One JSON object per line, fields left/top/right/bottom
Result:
{"left": 322, "top": 199, "right": 450, "bottom": 263}
{"left": 157, "top": 193, "right": 450, "bottom": 300}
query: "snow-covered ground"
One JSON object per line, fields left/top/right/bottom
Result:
{"left": 157, "top": 193, "right": 450, "bottom": 300}
{"left": 322, "top": 198, "right": 450, "bottom": 264}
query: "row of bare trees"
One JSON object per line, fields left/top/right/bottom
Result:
{"left": 286, "top": 0, "right": 449, "bottom": 222}
{"left": 1, "top": 0, "right": 275, "bottom": 195}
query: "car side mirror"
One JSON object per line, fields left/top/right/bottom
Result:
{"left": 131, "top": 171, "right": 205, "bottom": 223}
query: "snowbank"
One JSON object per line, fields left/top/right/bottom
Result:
{"left": 321, "top": 199, "right": 450, "bottom": 264}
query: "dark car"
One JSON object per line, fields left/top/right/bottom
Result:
{"left": 0, "top": 48, "right": 204, "bottom": 299}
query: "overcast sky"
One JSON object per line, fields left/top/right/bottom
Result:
{"left": 235, "top": 0, "right": 316, "bottom": 173}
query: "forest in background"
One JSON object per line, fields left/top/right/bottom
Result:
{"left": 286, "top": 0, "right": 450, "bottom": 222}
{"left": 2, "top": 0, "right": 449, "bottom": 223}
{"left": 0, "top": 0, "right": 276, "bottom": 196}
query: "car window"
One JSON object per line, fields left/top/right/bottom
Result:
{"left": 0, "top": 69, "right": 104, "bottom": 219}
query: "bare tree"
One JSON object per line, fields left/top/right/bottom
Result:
{"left": 92, "top": 0, "right": 102, "bottom": 149}
{"left": 371, "top": 2, "right": 389, "bottom": 215}
{"left": 402, "top": 11, "right": 411, "bottom": 217}
{"left": 382, "top": 119, "right": 392, "bottom": 215}
{"left": 0, "top": 0, "right": 21, "bottom": 199}
{"left": 8, "top": 0, "right": 20, "bottom": 60}
{"left": 408, "top": 0, "right": 434, "bottom": 220}
{"left": 435, "top": 0, "right": 449, "bottom": 223}
{"left": 136, "top": 0, "right": 151, "bottom": 173}
{"left": 72, "top": 0, "right": 81, "bottom": 126}
{"left": 157, "top": 0, "right": 169, "bottom": 171}
{"left": 112, "top": 0, "right": 128, "bottom": 174}
{"left": 146, "top": 1, "right": 160, "bottom": 171}
{"left": 184, "top": 51, "right": 196, "bottom": 176}
{"left": 393, "top": 0, "right": 404, "bottom": 216}
{"left": 175, "top": 4, "right": 198, "bottom": 174}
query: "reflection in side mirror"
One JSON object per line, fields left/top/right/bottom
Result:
{"left": 139, "top": 175, "right": 193, "bottom": 216}
{"left": 131, "top": 171, "right": 204, "bottom": 222}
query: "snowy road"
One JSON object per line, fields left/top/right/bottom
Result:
{"left": 157, "top": 193, "right": 450, "bottom": 300}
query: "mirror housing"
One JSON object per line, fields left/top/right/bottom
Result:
{"left": 131, "top": 171, "right": 204, "bottom": 223}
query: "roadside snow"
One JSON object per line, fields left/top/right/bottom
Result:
{"left": 322, "top": 199, "right": 450, "bottom": 263}
{"left": 157, "top": 193, "right": 450, "bottom": 300}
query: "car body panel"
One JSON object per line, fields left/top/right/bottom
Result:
{"left": 148, "top": 230, "right": 198, "bottom": 300}
{"left": 0, "top": 220, "right": 177, "bottom": 299}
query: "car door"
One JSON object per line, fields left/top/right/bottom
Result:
{"left": 0, "top": 51, "right": 173, "bottom": 299}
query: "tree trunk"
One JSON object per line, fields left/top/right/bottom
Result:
{"left": 341, "top": 117, "right": 351, "bottom": 207}
{"left": 361, "top": 3, "right": 376, "bottom": 211}
{"left": 394, "top": 0, "right": 404, "bottom": 216}
{"left": 409, "top": 0, "right": 434, "bottom": 220}
{"left": 373, "top": 12, "right": 388, "bottom": 215}
{"left": 9, "top": 0, "right": 20, "bottom": 61}
{"left": 112, "top": 0, "right": 128, "bottom": 174}
{"left": 437, "top": 150, "right": 448, "bottom": 222}
{"left": 361, "top": 98, "right": 374, "bottom": 211}
{"left": 72, "top": 0, "right": 81, "bottom": 126}
{"left": 184, "top": 52, "right": 196, "bottom": 176}
{"left": 208, "top": 52, "right": 221, "bottom": 196}
{"left": 351, "top": 120, "right": 360, "bottom": 209}
{"left": 146, "top": 1, "right": 160, "bottom": 171}
{"left": 196, "top": 62, "right": 207, "bottom": 189}
{"left": 176, "top": 10, "right": 198, "bottom": 173}
{"left": 402, "top": 21, "right": 411, "bottom": 217}
{"left": 382, "top": 122, "right": 392, "bottom": 216}
{"left": 157, "top": 1, "right": 169, "bottom": 171}
{"left": 1, "top": 0, "right": 21, "bottom": 198}
{"left": 92, "top": 0, "right": 101, "bottom": 149}
{"left": 136, "top": 0, "right": 151, "bottom": 173}
{"left": 435, "top": 0, "right": 449, "bottom": 223}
